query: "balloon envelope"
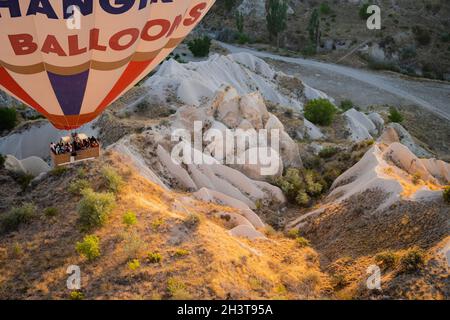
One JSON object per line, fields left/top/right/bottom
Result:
{"left": 0, "top": 0, "right": 215, "bottom": 129}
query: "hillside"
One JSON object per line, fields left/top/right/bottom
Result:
{"left": 0, "top": 51, "right": 448, "bottom": 300}
{"left": 205, "top": 0, "right": 450, "bottom": 81}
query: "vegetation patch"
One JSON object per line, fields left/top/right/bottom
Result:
{"left": 304, "top": 99, "right": 337, "bottom": 126}
{"left": 399, "top": 247, "right": 425, "bottom": 273}
{"left": 77, "top": 188, "right": 116, "bottom": 231}
{"left": 0, "top": 107, "right": 17, "bottom": 131}
{"left": 0, "top": 203, "right": 36, "bottom": 234}
{"left": 76, "top": 235, "right": 101, "bottom": 261}
{"left": 101, "top": 166, "right": 124, "bottom": 194}
{"left": 187, "top": 36, "right": 211, "bottom": 57}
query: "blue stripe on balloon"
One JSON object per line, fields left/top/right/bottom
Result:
{"left": 47, "top": 70, "right": 89, "bottom": 116}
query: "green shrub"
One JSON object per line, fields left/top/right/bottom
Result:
{"left": 147, "top": 252, "right": 162, "bottom": 263}
{"left": 50, "top": 166, "right": 69, "bottom": 176}
{"left": 224, "top": 0, "right": 235, "bottom": 11}
{"left": 184, "top": 214, "right": 201, "bottom": 229}
{"left": 77, "top": 188, "right": 115, "bottom": 231}
{"left": 128, "top": 259, "right": 140, "bottom": 271}
{"left": 388, "top": 107, "right": 404, "bottom": 123}
{"left": 0, "top": 107, "right": 17, "bottom": 131}
{"left": 399, "top": 248, "right": 425, "bottom": 273}
{"left": 0, "top": 203, "right": 36, "bottom": 233}
{"left": 16, "top": 173, "right": 34, "bottom": 191}
{"left": 272, "top": 168, "right": 325, "bottom": 207}
{"left": 151, "top": 218, "right": 164, "bottom": 231}
{"left": 174, "top": 249, "right": 190, "bottom": 257}
{"left": 237, "top": 33, "right": 250, "bottom": 44}
{"left": 76, "top": 235, "right": 100, "bottom": 261}
{"left": 412, "top": 26, "right": 431, "bottom": 46}
{"left": 123, "top": 231, "right": 143, "bottom": 259}
{"left": 286, "top": 228, "right": 300, "bottom": 239}
{"left": 319, "top": 3, "right": 332, "bottom": 15}
{"left": 187, "top": 36, "right": 211, "bottom": 57}
{"left": 44, "top": 207, "right": 59, "bottom": 218}
{"left": 340, "top": 99, "right": 354, "bottom": 112}
{"left": 0, "top": 154, "right": 5, "bottom": 169}
{"left": 69, "top": 179, "right": 91, "bottom": 195}
{"left": 359, "top": 3, "right": 372, "bottom": 20}
{"left": 167, "top": 277, "right": 191, "bottom": 300}
{"left": 296, "top": 236, "right": 311, "bottom": 248}
{"left": 69, "top": 291, "right": 84, "bottom": 300}
{"left": 304, "top": 99, "right": 337, "bottom": 126}
{"left": 122, "top": 211, "right": 137, "bottom": 228}
{"left": 443, "top": 186, "right": 450, "bottom": 204}
{"left": 375, "top": 251, "right": 398, "bottom": 269}
{"left": 101, "top": 166, "right": 124, "bottom": 194}
{"left": 319, "top": 147, "right": 339, "bottom": 159}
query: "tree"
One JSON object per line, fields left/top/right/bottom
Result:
{"left": 266, "top": 0, "right": 288, "bottom": 48}
{"left": 0, "top": 107, "right": 17, "bottom": 131}
{"left": 236, "top": 12, "right": 244, "bottom": 34}
{"left": 308, "top": 9, "right": 321, "bottom": 51}
{"left": 304, "top": 99, "right": 337, "bottom": 126}
{"left": 224, "top": 0, "right": 236, "bottom": 12}
{"left": 388, "top": 107, "right": 404, "bottom": 123}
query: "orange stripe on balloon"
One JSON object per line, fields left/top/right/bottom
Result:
{"left": 0, "top": 67, "right": 48, "bottom": 117}
{"left": 94, "top": 59, "right": 153, "bottom": 115}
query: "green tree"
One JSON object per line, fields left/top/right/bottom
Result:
{"left": 388, "top": 107, "right": 404, "bottom": 123}
{"left": 236, "top": 12, "right": 244, "bottom": 33}
{"left": 0, "top": 107, "right": 17, "bottom": 131}
{"left": 304, "top": 99, "right": 337, "bottom": 126}
{"left": 224, "top": 0, "right": 236, "bottom": 12}
{"left": 308, "top": 9, "right": 321, "bottom": 51}
{"left": 188, "top": 36, "right": 211, "bottom": 57}
{"left": 266, "top": 0, "right": 288, "bottom": 48}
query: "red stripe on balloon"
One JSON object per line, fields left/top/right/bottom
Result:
{"left": 0, "top": 67, "right": 48, "bottom": 116}
{"left": 94, "top": 59, "right": 153, "bottom": 115}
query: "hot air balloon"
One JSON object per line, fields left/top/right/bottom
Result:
{"left": 0, "top": 0, "right": 216, "bottom": 131}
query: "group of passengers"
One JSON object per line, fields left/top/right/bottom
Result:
{"left": 50, "top": 133, "right": 99, "bottom": 155}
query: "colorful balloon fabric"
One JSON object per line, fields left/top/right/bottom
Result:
{"left": 0, "top": 0, "right": 215, "bottom": 129}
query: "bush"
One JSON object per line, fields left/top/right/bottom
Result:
{"left": 236, "top": 33, "right": 250, "bottom": 44}
{"left": 272, "top": 168, "right": 325, "bottom": 206}
{"left": 174, "top": 249, "right": 190, "bottom": 258}
{"left": 443, "top": 186, "right": 450, "bottom": 204}
{"left": 69, "top": 179, "right": 91, "bottom": 195}
{"left": 0, "top": 203, "right": 36, "bottom": 233}
{"left": 359, "top": 3, "right": 372, "bottom": 20}
{"left": 340, "top": 99, "right": 354, "bottom": 112}
{"left": 16, "top": 173, "right": 34, "bottom": 191}
{"left": 388, "top": 107, "right": 404, "bottom": 123}
{"left": 69, "top": 291, "right": 84, "bottom": 300}
{"left": 184, "top": 214, "right": 201, "bottom": 229}
{"left": 296, "top": 236, "right": 311, "bottom": 248}
{"left": 0, "top": 154, "right": 5, "bottom": 169}
{"left": 319, "top": 147, "right": 339, "bottom": 159}
{"left": 167, "top": 277, "right": 191, "bottom": 300}
{"left": 375, "top": 251, "right": 398, "bottom": 269}
{"left": 77, "top": 188, "right": 116, "bottom": 231}
{"left": 50, "top": 166, "right": 69, "bottom": 177}
{"left": 304, "top": 99, "right": 337, "bottom": 126}
{"left": 128, "top": 259, "right": 140, "bottom": 271}
{"left": 187, "top": 36, "right": 211, "bottom": 58}
{"left": 0, "top": 107, "right": 17, "bottom": 131}
{"left": 123, "top": 231, "right": 143, "bottom": 260}
{"left": 76, "top": 235, "right": 100, "bottom": 261}
{"left": 319, "top": 3, "right": 332, "bottom": 15}
{"left": 399, "top": 248, "right": 425, "bottom": 273}
{"left": 412, "top": 26, "right": 431, "bottom": 46}
{"left": 147, "top": 252, "right": 162, "bottom": 263}
{"left": 286, "top": 228, "right": 300, "bottom": 239}
{"left": 101, "top": 166, "right": 124, "bottom": 194}
{"left": 44, "top": 207, "right": 59, "bottom": 218}
{"left": 122, "top": 211, "right": 137, "bottom": 228}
